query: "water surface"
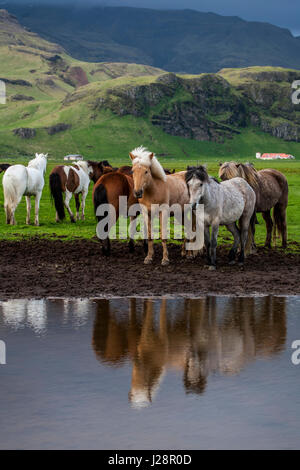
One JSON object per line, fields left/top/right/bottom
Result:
{"left": 0, "top": 296, "right": 299, "bottom": 450}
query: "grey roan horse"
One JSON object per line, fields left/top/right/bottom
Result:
{"left": 186, "top": 166, "right": 256, "bottom": 269}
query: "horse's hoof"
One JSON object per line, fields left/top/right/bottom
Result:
{"left": 229, "top": 260, "right": 236, "bottom": 265}
{"left": 161, "top": 259, "right": 170, "bottom": 266}
{"left": 144, "top": 257, "right": 153, "bottom": 265}
{"left": 208, "top": 265, "right": 216, "bottom": 271}
{"left": 71, "top": 218, "right": 76, "bottom": 224}
{"left": 238, "top": 262, "right": 244, "bottom": 267}
{"left": 102, "top": 247, "right": 110, "bottom": 257}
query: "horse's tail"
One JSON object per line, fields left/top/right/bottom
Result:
{"left": 93, "top": 183, "right": 108, "bottom": 221}
{"left": 2, "top": 173, "right": 19, "bottom": 224}
{"left": 272, "top": 203, "right": 283, "bottom": 246}
{"left": 49, "top": 172, "right": 65, "bottom": 220}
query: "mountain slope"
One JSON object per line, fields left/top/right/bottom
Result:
{"left": 1, "top": 9, "right": 300, "bottom": 162}
{"left": 7, "top": 4, "right": 300, "bottom": 73}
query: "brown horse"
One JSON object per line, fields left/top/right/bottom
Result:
{"left": 93, "top": 166, "right": 142, "bottom": 255}
{"left": 50, "top": 160, "right": 111, "bottom": 222}
{"left": 0, "top": 163, "right": 10, "bottom": 174}
{"left": 219, "top": 162, "right": 288, "bottom": 248}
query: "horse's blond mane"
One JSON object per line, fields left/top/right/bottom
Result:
{"left": 130, "top": 146, "right": 166, "bottom": 182}
{"left": 239, "top": 163, "right": 260, "bottom": 190}
{"left": 219, "top": 161, "right": 259, "bottom": 190}
{"left": 75, "top": 160, "right": 90, "bottom": 174}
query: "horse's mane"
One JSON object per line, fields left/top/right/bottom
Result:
{"left": 75, "top": 160, "right": 90, "bottom": 174}
{"left": 219, "top": 161, "right": 259, "bottom": 190}
{"left": 28, "top": 153, "right": 47, "bottom": 170}
{"left": 130, "top": 146, "right": 166, "bottom": 182}
{"left": 238, "top": 163, "right": 260, "bottom": 190}
{"left": 185, "top": 165, "right": 209, "bottom": 183}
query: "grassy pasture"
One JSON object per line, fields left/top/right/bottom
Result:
{"left": 0, "top": 155, "right": 299, "bottom": 251}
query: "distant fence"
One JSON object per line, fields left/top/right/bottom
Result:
{"left": 0, "top": 80, "right": 6, "bottom": 104}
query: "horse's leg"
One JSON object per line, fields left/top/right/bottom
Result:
{"left": 160, "top": 210, "right": 169, "bottom": 266}
{"left": 273, "top": 202, "right": 288, "bottom": 249}
{"left": 64, "top": 190, "right": 75, "bottom": 223}
{"left": 226, "top": 222, "right": 241, "bottom": 265}
{"left": 128, "top": 215, "right": 137, "bottom": 253}
{"left": 208, "top": 224, "right": 219, "bottom": 270}
{"left": 262, "top": 210, "right": 273, "bottom": 248}
{"left": 80, "top": 191, "right": 87, "bottom": 221}
{"left": 144, "top": 211, "right": 154, "bottom": 265}
{"left": 204, "top": 225, "right": 211, "bottom": 266}
{"left": 74, "top": 194, "right": 80, "bottom": 221}
{"left": 26, "top": 196, "right": 31, "bottom": 225}
{"left": 34, "top": 192, "right": 41, "bottom": 226}
{"left": 238, "top": 216, "right": 250, "bottom": 266}
{"left": 280, "top": 204, "right": 287, "bottom": 249}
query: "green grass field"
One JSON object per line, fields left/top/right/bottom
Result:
{"left": 0, "top": 155, "right": 299, "bottom": 251}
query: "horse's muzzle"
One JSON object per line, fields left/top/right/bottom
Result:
{"left": 134, "top": 190, "right": 143, "bottom": 199}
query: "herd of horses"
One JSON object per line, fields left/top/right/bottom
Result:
{"left": 1, "top": 147, "right": 289, "bottom": 269}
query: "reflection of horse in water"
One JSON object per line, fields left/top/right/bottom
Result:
{"left": 92, "top": 297, "right": 287, "bottom": 407}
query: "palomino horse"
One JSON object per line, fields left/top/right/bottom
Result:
{"left": 50, "top": 160, "right": 111, "bottom": 222}
{"left": 219, "top": 162, "right": 288, "bottom": 248}
{"left": 186, "top": 165, "right": 256, "bottom": 269}
{"left": 130, "top": 147, "right": 193, "bottom": 266}
{"left": 91, "top": 297, "right": 286, "bottom": 406}
{"left": 2, "top": 153, "right": 48, "bottom": 225}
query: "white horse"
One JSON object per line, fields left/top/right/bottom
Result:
{"left": 186, "top": 165, "right": 256, "bottom": 269}
{"left": 3, "top": 153, "right": 48, "bottom": 226}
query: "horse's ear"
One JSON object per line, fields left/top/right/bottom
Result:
{"left": 129, "top": 152, "right": 135, "bottom": 161}
{"left": 45, "top": 153, "right": 48, "bottom": 158}
{"left": 149, "top": 153, "right": 154, "bottom": 160}
{"left": 35, "top": 153, "right": 38, "bottom": 158}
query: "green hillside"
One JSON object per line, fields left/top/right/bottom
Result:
{"left": 1, "top": 9, "right": 300, "bottom": 164}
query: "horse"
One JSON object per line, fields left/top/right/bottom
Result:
{"left": 185, "top": 165, "right": 256, "bottom": 270}
{"left": 49, "top": 160, "right": 111, "bottom": 223}
{"left": 2, "top": 153, "right": 48, "bottom": 226}
{"left": 219, "top": 162, "right": 288, "bottom": 248}
{"left": 130, "top": 146, "right": 195, "bottom": 266}
{"left": 0, "top": 163, "right": 10, "bottom": 174}
{"left": 93, "top": 166, "right": 143, "bottom": 255}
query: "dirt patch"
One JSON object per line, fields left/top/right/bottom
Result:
{"left": 0, "top": 239, "right": 299, "bottom": 299}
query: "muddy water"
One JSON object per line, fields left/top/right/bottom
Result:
{"left": 0, "top": 296, "right": 299, "bottom": 450}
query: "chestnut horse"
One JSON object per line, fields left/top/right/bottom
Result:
{"left": 219, "top": 162, "right": 288, "bottom": 248}
{"left": 50, "top": 160, "right": 111, "bottom": 222}
{"left": 93, "top": 166, "right": 144, "bottom": 255}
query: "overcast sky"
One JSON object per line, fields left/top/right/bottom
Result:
{"left": 2, "top": 0, "right": 300, "bottom": 36}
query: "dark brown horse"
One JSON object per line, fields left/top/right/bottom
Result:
{"left": 93, "top": 167, "right": 141, "bottom": 255}
{"left": 219, "top": 162, "right": 288, "bottom": 248}
{"left": 0, "top": 163, "right": 10, "bottom": 174}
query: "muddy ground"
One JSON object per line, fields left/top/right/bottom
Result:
{"left": 0, "top": 239, "right": 299, "bottom": 299}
